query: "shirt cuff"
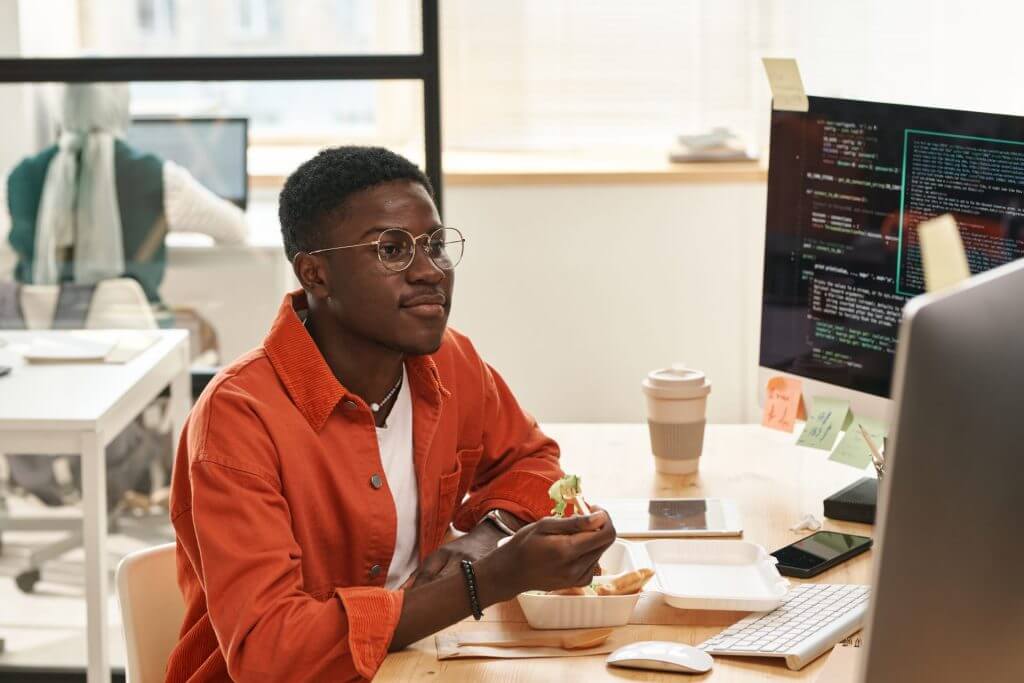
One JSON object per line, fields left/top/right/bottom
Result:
{"left": 335, "top": 586, "right": 404, "bottom": 680}
{"left": 454, "top": 469, "right": 560, "bottom": 531}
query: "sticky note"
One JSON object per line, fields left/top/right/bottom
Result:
{"left": 762, "top": 58, "right": 809, "bottom": 112}
{"left": 829, "top": 416, "right": 888, "bottom": 469}
{"left": 762, "top": 376, "right": 807, "bottom": 432}
{"left": 796, "top": 396, "right": 850, "bottom": 450}
{"left": 919, "top": 213, "right": 970, "bottom": 292}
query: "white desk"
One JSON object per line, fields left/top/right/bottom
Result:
{"left": 0, "top": 330, "right": 190, "bottom": 683}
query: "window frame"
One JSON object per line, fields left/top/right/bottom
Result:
{"left": 0, "top": 0, "right": 444, "bottom": 212}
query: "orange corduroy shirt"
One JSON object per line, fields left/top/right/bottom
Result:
{"left": 165, "top": 291, "right": 564, "bottom": 682}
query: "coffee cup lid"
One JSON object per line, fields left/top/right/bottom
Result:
{"left": 642, "top": 367, "right": 711, "bottom": 399}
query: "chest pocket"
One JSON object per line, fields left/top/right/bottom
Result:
{"left": 433, "top": 446, "right": 484, "bottom": 547}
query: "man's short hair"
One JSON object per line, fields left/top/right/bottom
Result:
{"left": 278, "top": 146, "right": 434, "bottom": 261}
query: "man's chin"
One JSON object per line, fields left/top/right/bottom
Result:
{"left": 397, "top": 324, "right": 447, "bottom": 356}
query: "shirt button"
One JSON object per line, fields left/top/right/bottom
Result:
{"left": 370, "top": 474, "right": 383, "bottom": 489}
{"left": 369, "top": 564, "right": 382, "bottom": 579}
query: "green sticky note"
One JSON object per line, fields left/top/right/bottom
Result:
{"left": 830, "top": 416, "right": 889, "bottom": 469}
{"left": 796, "top": 397, "right": 850, "bottom": 451}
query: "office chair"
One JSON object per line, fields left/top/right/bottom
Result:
{"left": 0, "top": 278, "right": 216, "bottom": 592}
{"left": 116, "top": 543, "right": 183, "bottom": 683}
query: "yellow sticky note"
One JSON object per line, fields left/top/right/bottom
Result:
{"left": 830, "top": 416, "right": 888, "bottom": 469}
{"left": 919, "top": 213, "right": 970, "bottom": 292}
{"left": 762, "top": 376, "right": 807, "bottom": 433}
{"left": 796, "top": 396, "right": 850, "bottom": 451}
{"left": 762, "top": 58, "right": 809, "bottom": 112}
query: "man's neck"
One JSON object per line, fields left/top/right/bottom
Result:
{"left": 304, "top": 307, "right": 404, "bottom": 423}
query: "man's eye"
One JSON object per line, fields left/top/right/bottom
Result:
{"left": 379, "top": 243, "right": 405, "bottom": 259}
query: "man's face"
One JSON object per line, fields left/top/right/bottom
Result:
{"left": 311, "top": 180, "right": 454, "bottom": 355}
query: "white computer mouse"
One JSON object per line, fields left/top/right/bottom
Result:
{"left": 607, "top": 640, "right": 714, "bottom": 674}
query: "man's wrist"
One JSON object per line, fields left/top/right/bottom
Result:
{"left": 472, "top": 550, "right": 515, "bottom": 606}
{"left": 482, "top": 508, "right": 527, "bottom": 536}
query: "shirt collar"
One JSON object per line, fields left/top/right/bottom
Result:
{"left": 263, "top": 290, "right": 450, "bottom": 431}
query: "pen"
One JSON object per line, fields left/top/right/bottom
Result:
{"left": 858, "top": 424, "right": 885, "bottom": 477}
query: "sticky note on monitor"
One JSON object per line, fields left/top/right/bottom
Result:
{"left": 762, "top": 58, "right": 809, "bottom": 112}
{"left": 762, "top": 376, "right": 807, "bottom": 432}
{"left": 829, "top": 416, "right": 888, "bottom": 469}
{"left": 797, "top": 396, "right": 850, "bottom": 451}
{"left": 919, "top": 213, "right": 970, "bottom": 292}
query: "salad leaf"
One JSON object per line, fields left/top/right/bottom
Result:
{"left": 548, "top": 474, "right": 583, "bottom": 516}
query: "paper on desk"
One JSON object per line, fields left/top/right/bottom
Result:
{"left": 435, "top": 629, "right": 631, "bottom": 660}
{"left": 762, "top": 58, "right": 809, "bottom": 112}
{"left": 20, "top": 331, "right": 158, "bottom": 364}
{"left": 830, "top": 416, "right": 888, "bottom": 469}
{"left": 796, "top": 397, "right": 850, "bottom": 451}
{"left": 762, "top": 376, "right": 807, "bottom": 433}
{"left": 815, "top": 634, "right": 865, "bottom": 683}
{"left": 21, "top": 334, "right": 115, "bottom": 362}
{"left": 919, "top": 213, "right": 970, "bottom": 292}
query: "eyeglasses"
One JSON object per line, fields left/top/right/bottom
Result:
{"left": 308, "top": 227, "right": 465, "bottom": 272}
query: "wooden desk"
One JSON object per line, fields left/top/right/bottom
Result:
{"left": 377, "top": 423, "right": 874, "bottom": 682}
{"left": 0, "top": 330, "right": 191, "bottom": 683}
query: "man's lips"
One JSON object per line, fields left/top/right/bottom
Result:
{"left": 400, "top": 293, "right": 448, "bottom": 319}
{"left": 400, "top": 293, "right": 447, "bottom": 308}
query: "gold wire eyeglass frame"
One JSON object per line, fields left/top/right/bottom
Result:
{"left": 307, "top": 227, "right": 465, "bottom": 272}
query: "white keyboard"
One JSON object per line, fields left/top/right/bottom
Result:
{"left": 699, "top": 583, "right": 870, "bottom": 670}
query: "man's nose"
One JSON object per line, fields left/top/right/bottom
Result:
{"left": 405, "top": 238, "right": 445, "bottom": 282}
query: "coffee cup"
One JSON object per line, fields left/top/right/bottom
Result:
{"left": 642, "top": 366, "right": 711, "bottom": 474}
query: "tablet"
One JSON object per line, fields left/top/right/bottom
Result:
{"left": 593, "top": 498, "right": 743, "bottom": 537}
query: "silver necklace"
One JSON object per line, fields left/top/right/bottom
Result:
{"left": 303, "top": 315, "right": 402, "bottom": 413}
{"left": 371, "top": 375, "right": 403, "bottom": 413}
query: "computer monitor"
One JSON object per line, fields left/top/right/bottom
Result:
{"left": 125, "top": 116, "right": 249, "bottom": 210}
{"left": 859, "top": 257, "right": 1024, "bottom": 682}
{"left": 758, "top": 97, "right": 1024, "bottom": 420}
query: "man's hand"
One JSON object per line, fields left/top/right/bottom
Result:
{"left": 408, "top": 516, "right": 508, "bottom": 588}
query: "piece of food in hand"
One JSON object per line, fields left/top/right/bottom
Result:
{"left": 548, "top": 474, "right": 591, "bottom": 516}
{"left": 593, "top": 568, "right": 655, "bottom": 596}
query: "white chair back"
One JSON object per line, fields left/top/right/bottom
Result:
{"left": 116, "top": 543, "right": 183, "bottom": 683}
{"left": 19, "top": 277, "right": 156, "bottom": 329}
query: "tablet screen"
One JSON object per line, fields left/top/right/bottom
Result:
{"left": 595, "top": 498, "right": 739, "bottom": 536}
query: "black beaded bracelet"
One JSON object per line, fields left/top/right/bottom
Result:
{"left": 460, "top": 559, "right": 484, "bottom": 621}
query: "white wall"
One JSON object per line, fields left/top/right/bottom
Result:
{"left": 444, "top": 181, "right": 767, "bottom": 424}
{"left": 163, "top": 180, "right": 768, "bottom": 425}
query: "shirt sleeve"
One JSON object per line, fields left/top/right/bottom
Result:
{"left": 452, "top": 359, "right": 565, "bottom": 531}
{"left": 162, "top": 160, "right": 247, "bottom": 244}
{"left": 180, "top": 394, "right": 403, "bottom": 681}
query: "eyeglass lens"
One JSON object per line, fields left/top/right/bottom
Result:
{"left": 378, "top": 228, "right": 464, "bottom": 272}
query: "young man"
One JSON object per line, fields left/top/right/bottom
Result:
{"left": 166, "top": 147, "right": 615, "bottom": 681}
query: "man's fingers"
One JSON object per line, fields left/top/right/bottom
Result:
{"left": 564, "top": 521, "right": 616, "bottom": 555}
{"left": 536, "top": 510, "right": 609, "bottom": 535}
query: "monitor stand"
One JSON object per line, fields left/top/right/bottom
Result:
{"left": 823, "top": 477, "right": 877, "bottom": 524}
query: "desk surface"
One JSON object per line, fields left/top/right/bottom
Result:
{"left": 377, "top": 423, "right": 873, "bottom": 682}
{"left": 0, "top": 329, "right": 189, "bottom": 431}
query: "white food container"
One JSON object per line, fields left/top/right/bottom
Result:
{"left": 504, "top": 537, "right": 789, "bottom": 629}
{"left": 638, "top": 539, "right": 790, "bottom": 612}
{"left": 514, "top": 540, "right": 644, "bottom": 630}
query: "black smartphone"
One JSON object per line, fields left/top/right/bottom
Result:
{"left": 771, "top": 531, "right": 872, "bottom": 578}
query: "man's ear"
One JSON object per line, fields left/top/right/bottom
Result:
{"left": 292, "top": 253, "right": 331, "bottom": 300}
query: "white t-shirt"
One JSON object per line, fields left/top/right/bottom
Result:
{"left": 375, "top": 367, "right": 420, "bottom": 589}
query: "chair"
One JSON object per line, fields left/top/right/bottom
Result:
{"left": 116, "top": 543, "right": 183, "bottom": 683}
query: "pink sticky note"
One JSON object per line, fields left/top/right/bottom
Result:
{"left": 762, "top": 376, "right": 806, "bottom": 433}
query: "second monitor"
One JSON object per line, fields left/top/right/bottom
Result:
{"left": 759, "top": 96, "right": 1024, "bottom": 419}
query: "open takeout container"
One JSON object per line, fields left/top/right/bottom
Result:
{"left": 636, "top": 539, "right": 790, "bottom": 612}
{"left": 506, "top": 537, "right": 789, "bottom": 629}
{"left": 514, "top": 540, "right": 643, "bottom": 629}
